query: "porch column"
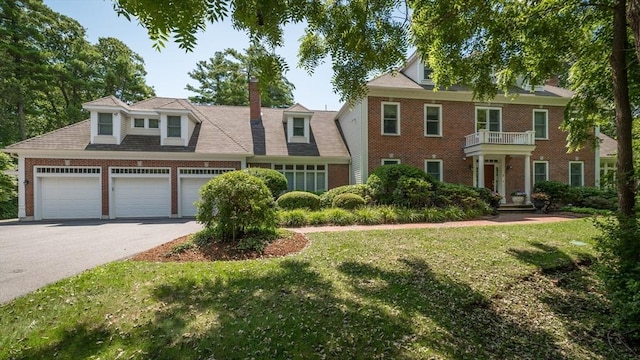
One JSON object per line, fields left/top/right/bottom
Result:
{"left": 478, "top": 154, "right": 485, "bottom": 188}
{"left": 524, "top": 155, "right": 531, "bottom": 203}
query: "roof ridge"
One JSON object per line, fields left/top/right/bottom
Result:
{"left": 5, "top": 119, "right": 90, "bottom": 149}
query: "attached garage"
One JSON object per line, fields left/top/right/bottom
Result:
{"left": 110, "top": 168, "right": 170, "bottom": 218}
{"left": 178, "top": 168, "right": 233, "bottom": 217}
{"left": 35, "top": 167, "right": 102, "bottom": 220}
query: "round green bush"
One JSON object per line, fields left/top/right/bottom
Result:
{"left": 392, "top": 176, "right": 433, "bottom": 208}
{"left": 367, "top": 164, "right": 436, "bottom": 205}
{"left": 319, "top": 184, "right": 370, "bottom": 208}
{"left": 242, "top": 167, "right": 288, "bottom": 197}
{"left": 332, "top": 193, "right": 366, "bottom": 209}
{"left": 196, "top": 171, "right": 276, "bottom": 241}
{"left": 276, "top": 191, "right": 321, "bottom": 210}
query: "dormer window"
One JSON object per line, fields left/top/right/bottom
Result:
{"left": 134, "top": 118, "right": 145, "bottom": 128}
{"left": 98, "top": 113, "right": 113, "bottom": 135}
{"left": 167, "top": 116, "right": 181, "bottom": 137}
{"left": 293, "top": 117, "right": 305, "bottom": 136}
{"left": 422, "top": 64, "right": 433, "bottom": 81}
{"left": 149, "top": 119, "right": 159, "bottom": 128}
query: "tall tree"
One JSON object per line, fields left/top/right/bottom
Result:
{"left": 185, "top": 45, "right": 294, "bottom": 107}
{"left": 0, "top": 0, "right": 155, "bottom": 146}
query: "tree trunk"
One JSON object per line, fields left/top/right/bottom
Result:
{"left": 629, "top": 0, "right": 640, "bottom": 62}
{"left": 611, "top": 0, "right": 636, "bottom": 219}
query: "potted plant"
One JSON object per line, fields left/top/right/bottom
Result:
{"left": 530, "top": 192, "right": 550, "bottom": 213}
{"left": 510, "top": 190, "right": 526, "bottom": 205}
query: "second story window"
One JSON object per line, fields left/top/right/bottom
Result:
{"left": 424, "top": 105, "right": 442, "bottom": 136}
{"left": 167, "top": 116, "right": 181, "bottom": 137}
{"left": 292, "top": 117, "right": 305, "bottom": 136}
{"left": 533, "top": 109, "right": 548, "bottom": 139}
{"left": 476, "top": 107, "right": 501, "bottom": 132}
{"left": 98, "top": 113, "right": 113, "bottom": 135}
{"left": 134, "top": 118, "right": 145, "bottom": 128}
{"left": 382, "top": 102, "right": 400, "bottom": 135}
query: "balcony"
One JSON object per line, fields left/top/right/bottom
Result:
{"left": 463, "top": 130, "right": 536, "bottom": 157}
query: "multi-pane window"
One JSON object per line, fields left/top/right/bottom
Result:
{"left": 134, "top": 118, "right": 145, "bottom": 128}
{"left": 533, "top": 110, "right": 548, "bottom": 139}
{"left": 533, "top": 161, "right": 548, "bottom": 184}
{"left": 425, "top": 160, "right": 443, "bottom": 181}
{"left": 476, "top": 107, "right": 501, "bottom": 132}
{"left": 167, "top": 116, "right": 181, "bottom": 137}
{"left": 293, "top": 117, "right": 305, "bottom": 136}
{"left": 274, "top": 164, "right": 327, "bottom": 192}
{"left": 381, "top": 159, "right": 400, "bottom": 165}
{"left": 569, "top": 161, "right": 584, "bottom": 186}
{"left": 382, "top": 103, "right": 400, "bottom": 135}
{"left": 98, "top": 113, "right": 113, "bottom": 135}
{"left": 424, "top": 105, "right": 442, "bottom": 136}
{"left": 422, "top": 64, "right": 433, "bottom": 81}
{"left": 148, "top": 119, "right": 159, "bottom": 128}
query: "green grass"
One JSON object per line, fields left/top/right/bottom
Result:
{"left": 1, "top": 219, "right": 637, "bottom": 359}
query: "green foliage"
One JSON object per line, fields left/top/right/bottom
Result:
{"left": 276, "top": 191, "right": 320, "bottom": 210}
{"left": 243, "top": 167, "right": 288, "bottom": 198}
{"left": 534, "top": 181, "right": 617, "bottom": 211}
{"left": 185, "top": 44, "right": 295, "bottom": 107}
{"left": 595, "top": 216, "right": 640, "bottom": 340}
{"left": 332, "top": 193, "right": 366, "bottom": 210}
{"left": 0, "top": 153, "right": 17, "bottom": 219}
{"left": 278, "top": 209, "right": 308, "bottom": 227}
{"left": 352, "top": 207, "right": 383, "bottom": 225}
{"left": 191, "top": 226, "right": 217, "bottom": 247}
{"left": 434, "top": 183, "right": 487, "bottom": 212}
{"left": 367, "top": 164, "right": 435, "bottom": 206}
{"left": 323, "top": 208, "right": 356, "bottom": 226}
{"left": 196, "top": 171, "right": 276, "bottom": 241}
{"left": 319, "top": 184, "right": 370, "bottom": 208}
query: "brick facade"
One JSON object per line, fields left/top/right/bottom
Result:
{"left": 24, "top": 158, "right": 241, "bottom": 218}
{"left": 367, "top": 96, "right": 595, "bottom": 195}
{"left": 328, "top": 164, "right": 350, "bottom": 189}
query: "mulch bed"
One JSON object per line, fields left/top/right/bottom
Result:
{"left": 130, "top": 232, "right": 309, "bottom": 262}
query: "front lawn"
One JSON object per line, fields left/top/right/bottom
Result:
{"left": 1, "top": 219, "right": 637, "bottom": 359}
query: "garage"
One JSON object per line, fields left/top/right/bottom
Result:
{"left": 178, "top": 168, "right": 232, "bottom": 217}
{"left": 111, "top": 168, "right": 170, "bottom": 218}
{"left": 35, "top": 167, "right": 102, "bottom": 220}
{"left": 39, "top": 176, "right": 101, "bottom": 220}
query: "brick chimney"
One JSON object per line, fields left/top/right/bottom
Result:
{"left": 249, "top": 77, "right": 261, "bottom": 121}
{"left": 545, "top": 75, "right": 559, "bottom": 87}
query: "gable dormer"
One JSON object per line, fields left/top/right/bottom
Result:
{"left": 283, "top": 104, "right": 313, "bottom": 143}
{"left": 83, "top": 96, "right": 130, "bottom": 145}
{"left": 154, "top": 99, "right": 200, "bottom": 147}
{"left": 400, "top": 53, "right": 435, "bottom": 85}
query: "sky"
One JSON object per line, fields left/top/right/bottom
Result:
{"left": 43, "top": 0, "right": 342, "bottom": 111}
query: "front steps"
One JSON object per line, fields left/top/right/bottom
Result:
{"left": 498, "top": 203, "right": 535, "bottom": 212}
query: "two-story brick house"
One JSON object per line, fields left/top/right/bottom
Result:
{"left": 337, "top": 54, "right": 596, "bottom": 203}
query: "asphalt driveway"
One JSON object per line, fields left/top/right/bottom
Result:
{"left": 0, "top": 218, "right": 202, "bottom": 304}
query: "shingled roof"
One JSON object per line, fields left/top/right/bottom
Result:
{"left": 4, "top": 98, "right": 350, "bottom": 159}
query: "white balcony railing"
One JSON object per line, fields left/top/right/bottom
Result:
{"left": 464, "top": 130, "right": 535, "bottom": 147}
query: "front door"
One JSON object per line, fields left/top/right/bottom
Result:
{"left": 484, "top": 164, "right": 496, "bottom": 191}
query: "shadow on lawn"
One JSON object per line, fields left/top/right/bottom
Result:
{"left": 509, "top": 242, "right": 639, "bottom": 357}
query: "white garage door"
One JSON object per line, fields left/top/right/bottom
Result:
{"left": 40, "top": 177, "right": 101, "bottom": 219}
{"left": 114, "top": 177, "right": 170, "bottom": 218}
{"left": 180, "top": 178, "right": 210, "bottom": 217}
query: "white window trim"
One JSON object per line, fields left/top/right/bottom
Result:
{"left": 424, "top": 104, "right": 442, "bottom": 137}
{"left": 167, "top": 115, "right": 182, "bottom": 138}
{"left": 286, "top": 115, "right": 310, "bottom": 143}
{"left": 381, "top": 158, "right": 400, "bottom": 165}
{"left": 131, "top": 117, "right": 160, "bottom": 129}
{"left": 533, "top": 109, "right": 549, "bottom": 140}
{"left": 424, "top": 159, "right": 443, "bottom": 181}
{"left": 97, "top": 112, "right": 114, "bottom": 135}
{"left": 533, "top": 160, "right": 549, "bottom": 183}
{"left": 272, "top": 164, "right": 327, "bottom": 192}
{"left": 381, "top": 102, "right": 401, "bottom": 136}
{"left": 421, "top": 63, "right": 434, "bottom": 85}
{"left": 569, "top": 161, "right": 584, "bottom": 186}
{"left": 475, "top": 106, "right": 502, "bottom": 132}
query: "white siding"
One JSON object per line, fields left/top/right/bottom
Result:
{"left": 403, "top": 57, "right": 421, "bottom": 83}
{"left": 338, "top": 101, "right": 364, "bottom": 184}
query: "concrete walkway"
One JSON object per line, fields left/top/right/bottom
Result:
{"left": 290, "top": 212, "right": 586, "bottom": 233}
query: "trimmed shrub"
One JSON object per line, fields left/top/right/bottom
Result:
{"left": 276, "top": 191, "right": 321, "bottom": 210}
{"left": 196, "top": 171, "right": 276, "bottom": 241}
{"left": 434, "top": 182, "right": 486, "bottom": 211}
{"left": 367, "top": 164, "right": 436, "bottom": 206}
{"left": 243, "top": 168, "right": 287, "bottom": 198}
{"left": 393, "top": 176, "right": 433, "bottom": 208}
{"left": 319, "top": 184, "right": 370, "bottom": 208}
{"left": 332, "top": 193, "right": 366, "bottom": 209}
